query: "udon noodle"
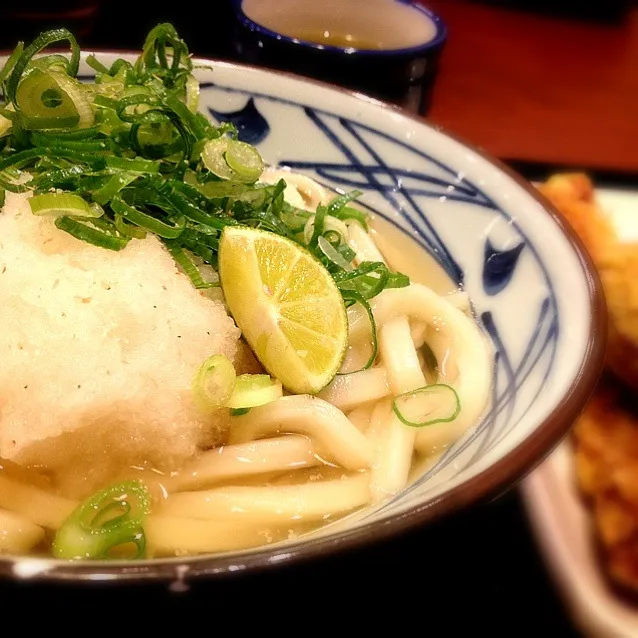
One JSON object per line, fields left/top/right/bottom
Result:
{"left": 0, "top": 167, "right": 493, "bottom": 559}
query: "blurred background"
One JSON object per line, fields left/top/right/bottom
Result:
{"left": 0, "top": 1, "right": 634, "bottom": 55}
{"left": 1, "top": 0, "right": 636, "bottom": 176}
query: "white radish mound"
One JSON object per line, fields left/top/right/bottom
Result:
{"left": 0, "top": 192, "right": 241, "bottom": 497}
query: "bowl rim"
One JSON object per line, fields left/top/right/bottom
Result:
{"left": 0, "top": 53, "right": 607, "bottom": 584}
{"left": 230, "top": 0, "right": 448, "bottom": 57}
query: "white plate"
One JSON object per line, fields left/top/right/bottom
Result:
{"left": 521, "top": 186, "right": 638, "bottom": 638}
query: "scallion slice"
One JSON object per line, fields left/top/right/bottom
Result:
{"left": 318, "top": 235, "right": 354, "bottom": 271}
{"left": 114, "top": 213, "right": 147, "bottom": 239}
{"left": 29, "top": 191, "right": 102, "bottom": 218}
{"left": 54, "top": 216, "right": 129, "bottom": 251}
{"left": 52, "top": 479, "right": 150, "bottom": 560}
{"left": 16, "top": 70, "right": 94, "bottom": 130}
{"left": 201, "top": 137, "right": 264, "bottom": 183}
{"left": 338, "top": 291, "right": 378, "bottom": 374}
{"left": 225, "top": 140, "right": 264, "bottom": 182}
{"left": 6, "top": 27, "right": 80, "bottom": 104}
{"left": 200, "top": 137, "right": 234, "bottom": 180}
{"left": 110, "top": 192, "right": 185, "bottom": 239}
{"left": 392, "top": 384, "right": 461, "bottom": 428}
{"left": 192, "top": 353, "right": 236, "bottom": 411}
{"left": 226, "top": 374, "right": 283, "bottom": 409}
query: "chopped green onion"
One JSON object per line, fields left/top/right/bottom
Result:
{"left": 16, "top": 70, "right": 93, "bottom": 130}
{"left": 338, "top": 291, "right": 377, "bottom": 374}
{"left": 201, "top": 137, "right": 264, "bottom": 183}
{"left": 192, "top": 353, "right": 236, "bottom": 411}
{"left": 6, "top": 27, "right": 80, "bottom": 104}
{"left": 318, "top": 235, "right": 354, "bottom": 271}
{"left": 0, "top": 42, "right": 24, "bottom": 89}
{"left": 54, "top": 216, "right": 129, "bottom": 250}
{"left": 386, "top": 270, "right": 410, "bottom": 289}
{"left": 0, "top": 24, "right": 410, "bottom": 309}
{"left": 200, "top": 137, "right": 234, "bottom": 180}
{"left": 114, "top": 213, "right": 147, "bottom": 239}
{"left": 325, "top": 190, "right": 363, "bottom": 216}
{"left": 85, "top": 53, "right": 109, "bottom": 74}
{"left": 110, "top": 192, "right": 185, "bottom": 239}
{"left": 104, "top": 156, "right": 160, "bottom": 173}
{"left": 392, "top": 384, "right": 461, "bottom": 428}
{"left": 304, "top": 214, "right": 350, "bottom": 248}
{"left": 335, "top": 206, "right": 368, "bottom": 229}
{"left": 334, "top": 261, "right": 389, "bottom": 300}
{"left": 91, "top": 172, "right": 139, "bottom": 206}
{"left": 226, "top": 374, "right": 283, "bottom": 409}
{"left": 185, "top": 73, "right": 200, "bottom": 112}
{"left": 225, "top": 140, "right": 264, "bottom": 182}
{"left": 52, "top": 479, "right": 150, "bottom": 560}
{"left": 29, "top": 191, "right": 102, "bottom": 218}
{"left": 164, "top": 241, "right": 218, "bottom": 289}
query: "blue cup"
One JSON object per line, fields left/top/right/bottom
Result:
{"left": 231, "top": 0, "right": 447, "bottom": 115}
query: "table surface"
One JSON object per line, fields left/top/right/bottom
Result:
{"left": 425, "top": 0, "right": 638, "bottom": 176}
{"left": 1, "top": 1, "right": 635, "bottom": 632}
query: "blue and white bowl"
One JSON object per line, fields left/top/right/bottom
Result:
{"left": 1, "top": 53, "right": 606, "bottom": 583}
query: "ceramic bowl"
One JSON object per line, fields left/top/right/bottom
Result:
{"left": 0, "top": 51, "right": 606, "bottom": 584}
{"left": 231, "top": 0, "right": 447, "bottom": 114}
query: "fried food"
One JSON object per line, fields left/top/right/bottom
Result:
{"left": 572, "top": 373, "right": 638, "bottom": 591}
{"left": 539, "top": 173, "right": 638, "bottom": 391}
{"left": 539, "top": 173, "right": 638, "bottom": 592}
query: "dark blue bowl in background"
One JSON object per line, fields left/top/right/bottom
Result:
{"left": 231, "top": 0, "right": 447, "bottom": 115}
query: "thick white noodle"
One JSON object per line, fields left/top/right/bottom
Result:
{"left": 381, "top": 316, "right": 427, "bottom": 393}
{"left": 318, "top": 366, "right": 391, "bottom": 412}
{"left": 347, "top": 221, "right": 386, "bottom": 264}
{"left": 365, "top": 398, "right": 402, "bottom": 502}
{"left": 228, "top": 395, "right": 373, "bottom": 470}
{"left": 349, "top": 284, "right": 492, "bottom": 455}
{"left": 346, "top": 403, "right": 376, "bottom": 433}
{"left": 165, "top": 435, "right": 323, "bottom": 492}
{"left": 0, "top": 508, "right": 45, "bottom": 553}
{"left": 158, "top": 473, "right": 371, "bottom": 524}
{"left": 410, "top": 321, "right": 429, "bottom": 348}
{"left": 145, "top": 515, "right": 271, "bottom": 556}
{"left": 0, "top": 474, "right": 76, "bottom": 529}
{"left": 446, "top": 290, "right": 471, "bottom": 313}
{"left": 367, "top": 317, "right": 426, "bottom": 499}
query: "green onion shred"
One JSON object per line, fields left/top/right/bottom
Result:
{"left": 226, "top": 373, "right": 283, "bottom": 409}
{"left": 192, "top": 353, "right": 236, "bottom": 411}
{"left": 392, "top": 384, "right": 461, "bottom": 428}
{"left": 52, "top": 479, "right": 151, "bottom": 560}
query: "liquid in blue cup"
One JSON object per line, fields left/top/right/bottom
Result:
{"left": 231, "top": 0, "right": 447, "bottom": 115}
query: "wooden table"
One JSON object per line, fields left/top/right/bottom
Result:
{"left": 423, "top": 0, "right": 638, "bottom": 175}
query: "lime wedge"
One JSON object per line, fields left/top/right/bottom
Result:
{"left": 218, "top": 226, "right": 348, "bottom": 394}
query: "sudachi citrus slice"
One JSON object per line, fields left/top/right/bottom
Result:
{"left": 218, "top": 225, "right": 348, "bottom": 394}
